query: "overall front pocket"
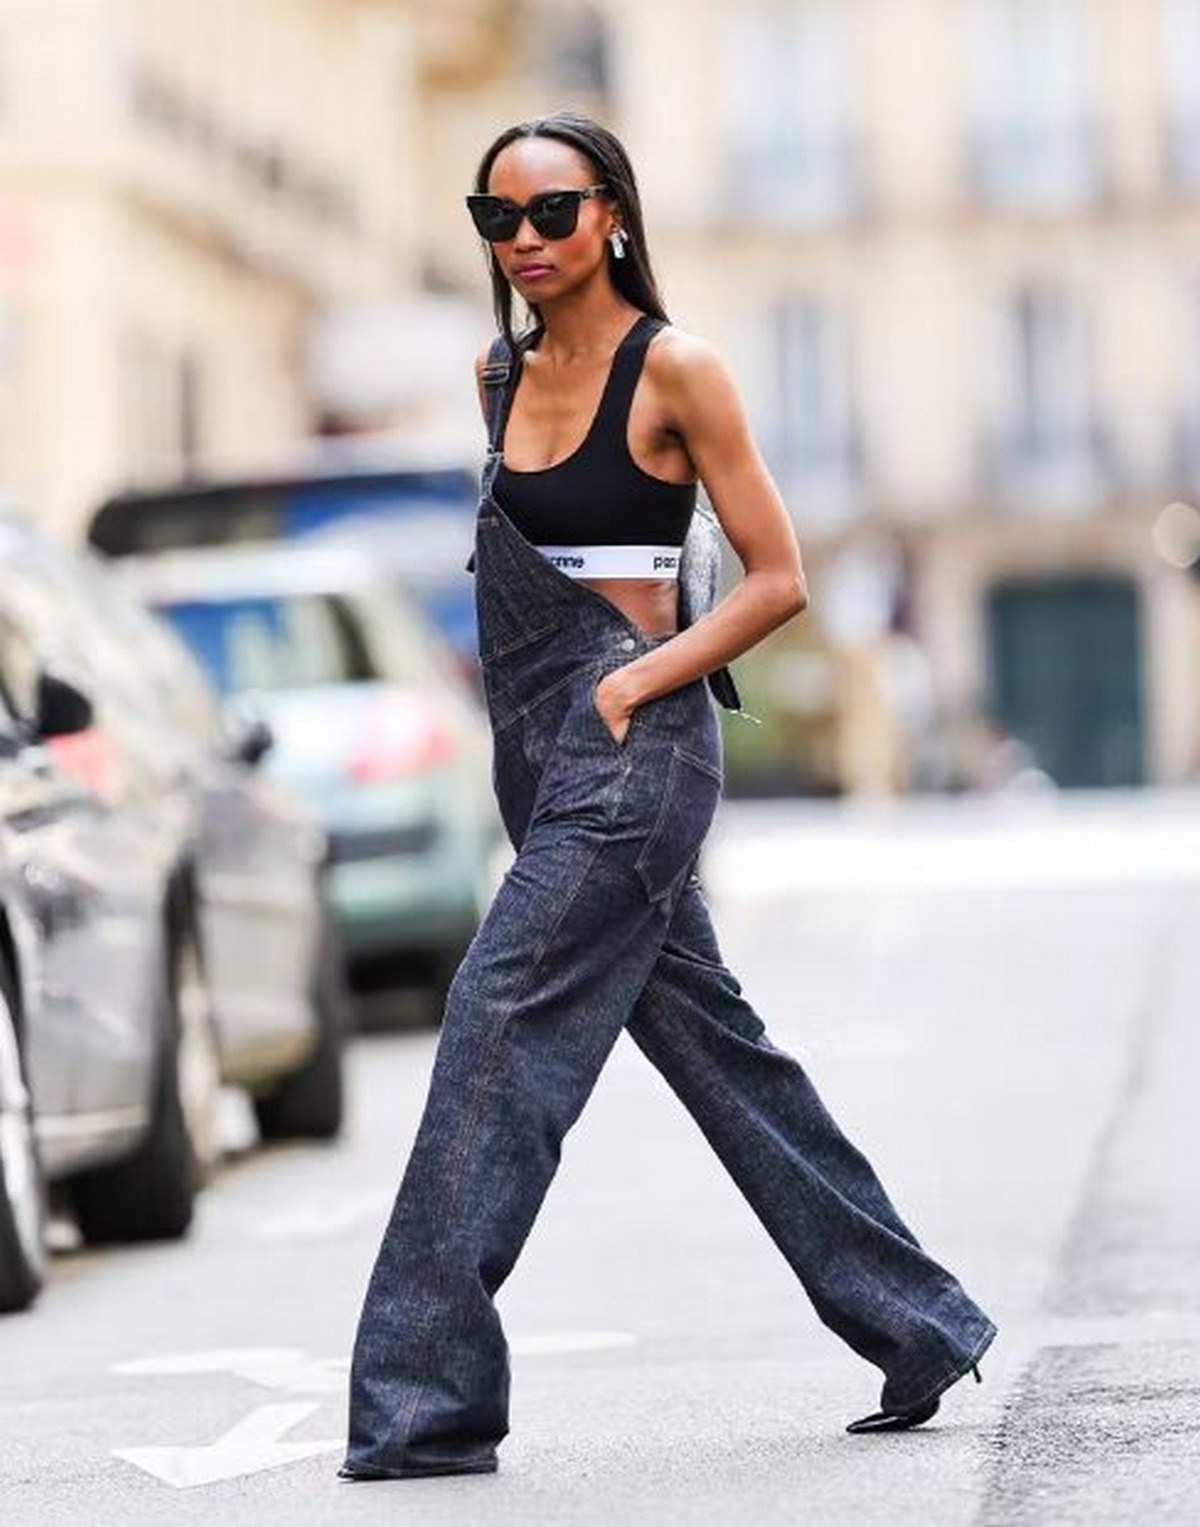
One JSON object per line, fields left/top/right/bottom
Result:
{"left": 633, "top": 744, "right": 724, "bottom": 904}
{"left": 587, "top": 672, "right": 636, "bottom": 754}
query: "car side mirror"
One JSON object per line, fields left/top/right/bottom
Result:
{"left": 229, "top": 715, "right": 274, "bottom": 768}
{"left": 34, "top": 671, "right": 94, "bottom": 739}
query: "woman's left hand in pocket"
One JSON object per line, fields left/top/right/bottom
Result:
{"left": 593, "top": 672, "right": 636, "bottom": 746}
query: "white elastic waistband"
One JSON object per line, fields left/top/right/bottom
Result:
{"left": 536, "top": 544, "right": 682, "bottom": 579}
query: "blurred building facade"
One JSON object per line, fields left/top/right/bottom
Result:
{"left": 4, "top": 0, "right": 1200, "bottom": 792}
{"left": 0, "top": 0, "right": 422, "bottom": 533}
{"left": 426, "top": 0, "right": 1200, "bottom": 792}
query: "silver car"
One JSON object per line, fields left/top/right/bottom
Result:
{"left": 0, "top": 517, "right": 348, "bottom": 1275}
{"left": 50, "top": 547, "right": 349, "bottom": 1138}
{"left": 0, "top": 618, "right": 205, "bottom": 1312}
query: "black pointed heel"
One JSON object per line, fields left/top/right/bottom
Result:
{"left": 845, "top": 1395, "right": 940, "bottom": 1434}
{"left": 846, "top": 1362, "right": 983, "bottom": 1435}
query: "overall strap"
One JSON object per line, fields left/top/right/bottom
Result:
{"left": 480, "top": 335, "right": 513, "bottom": 454}
{"left": 467, "top": 335, "right": 515, "bottom": 575}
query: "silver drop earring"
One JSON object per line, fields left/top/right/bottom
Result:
{"left": 609, "top": 228, "right": 627, "bottom": 260}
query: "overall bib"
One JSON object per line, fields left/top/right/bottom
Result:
{"left": 339, "top": 339, "right": 997, "bottom": 1481}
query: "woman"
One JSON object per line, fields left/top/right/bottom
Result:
{"left": 339, "top": 112, "right": 996, "bottom": 1482}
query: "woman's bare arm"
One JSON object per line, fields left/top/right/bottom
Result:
{"left": 596, "top": 331, "right": 808, "bottom": 731}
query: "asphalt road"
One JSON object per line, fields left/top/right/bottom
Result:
{"left": 2, "top": 789, "right": 1198, "bottom": 1526}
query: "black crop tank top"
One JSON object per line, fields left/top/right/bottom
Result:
{"left": 491, "top": 314, "right": 696, "bottom": 550}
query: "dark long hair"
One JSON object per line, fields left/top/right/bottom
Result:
{"left": 472, "top": 111, "right": 668, "bottom": 355}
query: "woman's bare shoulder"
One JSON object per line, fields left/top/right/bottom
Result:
{"left": 645, "top": 323, "right": 738, "bottom": 413}
{"left": 646, "top": 323, "right": 730, "bottom": 389}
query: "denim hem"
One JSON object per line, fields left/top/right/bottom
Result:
{"left": 337, "top": 1455, "right": 499, "bottom": 1481}
{"left": 889, "top": 1319, "right": 998, "bottom": 1414}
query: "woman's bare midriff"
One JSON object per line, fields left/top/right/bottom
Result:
{"left": 581, "top": 576, "right": 679, "bottom": 638}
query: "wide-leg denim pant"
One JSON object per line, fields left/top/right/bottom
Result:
{"left": 339, "top": 503, "right": 996, "bottom": 1479}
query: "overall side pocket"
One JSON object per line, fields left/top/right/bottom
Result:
{"left": 633, "top": 744, "right": 723, "bottom": 904}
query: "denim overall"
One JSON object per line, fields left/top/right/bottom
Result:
{"left": 339, "top": 341, "right": 997, "bottom": 1481}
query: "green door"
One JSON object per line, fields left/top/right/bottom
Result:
{"left": 985, "top": 576, "right": 1144, "bottom": 787}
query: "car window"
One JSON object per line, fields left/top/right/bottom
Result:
{"left": 154, "top": 593, "right": 380, "bottom": 694}
{"left": 349, "top": 585, "right": 468, "bottom": 691}
{"left": 73, "top": 555, "right": 222, "bottom": 743}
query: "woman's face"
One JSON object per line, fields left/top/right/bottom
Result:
{"left": 484, "top": 136, "right": 618, "bottom": 304}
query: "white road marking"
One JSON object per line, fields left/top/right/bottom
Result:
{"left": 114, "top": 1402, "right": 340, "bottom": 1489}
{"left": 111, "top": 1333, "right": 639, "bottom": 1487}
{"left": 112, "top": 1332, "right": 638, "bottom": 1395}
{"left": 113, "top": 1348, "right": 344, "bottom": 1393}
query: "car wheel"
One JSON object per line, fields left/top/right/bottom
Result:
{"left": 0, "top": 953, "right": 46, "bottom": 1314}
{"left": 68, "top": 916, "right": 217, "bottom": 1244}
{"left": 253, "top": 905, "right": 347, "bottom": 1141}
{"left": 172, "top": 920, "right": 222, "bottom": 1182}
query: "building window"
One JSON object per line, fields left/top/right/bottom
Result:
{"left": 1171, "top": 282, "right": 1200, "bottom": 485}
{"left": 526, "top": 3, "right": 609, "bottom": 99}
{"left": 0, "top": 302, "right": 20, "bottom": 486}
{"left": 988, "top": 283, "right": 1106, "bottom": 508}
{"left": 767, "top": 296, "right": 860, "bottom": 524}
{"left": 121, "top": 333, "right": 204, "bottom": 485}
{"left": 1161, "top": 0, "right": 1200, "bottom": 186}
{"left": 969, "top": 0, "right": 1100, "bottom": 207}
{"left": 725, "top": 1, "right": 859, "bottom": 224}
{"left": 129, "top": 63, "right": 357, "bottom": 233}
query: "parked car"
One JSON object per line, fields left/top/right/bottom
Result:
{"left": 0, "top": 515, "right": 349, "bottom": 1165}
{"left": 113, "top": 541, "right": 501, "bottom": 1018}
{"left": 0, "top": 611, "right": 205, "bottom": 1312}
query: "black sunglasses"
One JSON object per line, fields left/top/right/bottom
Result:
{"left": 465, "top": 185, "right": 610, "bottom": 242}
